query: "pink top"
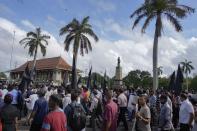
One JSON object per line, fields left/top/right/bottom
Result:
{"left": 103, "top": 100, "right": 118, "bottom": 131}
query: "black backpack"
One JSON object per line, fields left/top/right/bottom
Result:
{"left": 69, "top": 103, "right": 86, "bottom": 131}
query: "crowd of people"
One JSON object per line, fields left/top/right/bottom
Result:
{"left": 0, "top": 82, "right": 197, "bottom": 131}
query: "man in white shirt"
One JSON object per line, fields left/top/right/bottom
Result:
{"left": 117, "top": 88, "right": 128, "bottom": 131}
{"left": 25, "top": 91, "right": 38, "bottom": 125}
{"left": 63, "top": 88, "right": 71, "bottom": 110}
{"left": 179, "top": 92, "right": 194, "bottom": 131}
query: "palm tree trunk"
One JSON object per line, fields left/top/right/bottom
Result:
{"left": 153, "top": 17, "right": 160, "bottom": 92}
{"left": 71, "top": 52, "right": 78, "bottom": 89}
{"left": 31, "top": 46, "right": 38, "bottom": 79}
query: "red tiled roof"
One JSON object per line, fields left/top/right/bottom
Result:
{"left": 11, "top": 57, "right": 72, "bottom": 72}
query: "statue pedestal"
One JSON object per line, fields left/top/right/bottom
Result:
{"left": 113, "top": 58, "right": 123, "bottom": 89}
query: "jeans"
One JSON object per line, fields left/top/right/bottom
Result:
{"left": 180, "top": 123, "right": 190, "bottom": 131}
{"left": 117, "top": 107, "right": 128, "bottom": 130}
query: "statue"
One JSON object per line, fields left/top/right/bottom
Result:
{"left": 118, "top": 57, "right": 120, "bottom": 67}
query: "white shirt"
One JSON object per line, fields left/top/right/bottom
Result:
{"left": 45, "top": 90, "right": 53, "bottom": 101}
{"left": 2, "top": 89, "right": 8, "bottom": 99}
{"left": 9, "top": 89, "right": 18, "bottom": 105}
{"left": 118, "top": 93, "right": 127, "bottom": 107}
{"left": 128, "top": 94, "right": 138, "bottom": 111}
{"left": 90, "top": 96, "right": 99, "bottom": 112}
{"left": 63, "top": 94, "right": 71, "bottom": 109}
{"left": 26, "top": 94, "right": 38, "bottom": 110}
{"left": 179, "top": 99, "right": 194, "bottom": 124}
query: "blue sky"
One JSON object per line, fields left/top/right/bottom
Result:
{"left": 0, "top": 0, "right": 197, "bottom": 77}
{"left": 1, "top": 0, "right": 196, "bottom": 39}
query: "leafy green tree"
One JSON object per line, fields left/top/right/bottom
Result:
{"left": 123, "top": 70, "right": 152, "bottom": 89}
{"left": 60, "top": 16, "right": 98, "bottom": 89}
{"left": 190, "top": 76, "right": 197, "bottom": 91}
{"left": 180, "top": 59, "right": 194, "bottom": 91}
{"left": 20, "top": 28, "right": 50, "bottom": 76}
{"left": 0, "top": 72, "right": 7, "bottom": 79}
{"left": 130, "top": 0, "right": 194, "bottom": 91}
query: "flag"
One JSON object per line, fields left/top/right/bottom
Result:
{"left": 18, "top": 64, "right": 31, "bottom": 93}
{"left": 175, "top": 64, "right": 184, "bottom": 95}
{"left": 168, "top": 71, "right": 175, "bottom": 91}
{"left": 86, "top": 66, "right": 92, "bottom": 89}
{"left": 93, "top": 73, "right": 97, "bottom": 87}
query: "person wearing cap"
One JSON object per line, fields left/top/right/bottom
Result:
{"left": 28, "top": 88, "right": 49, "bottom": 131}
{"left": 0, "top": 94, "right": 19, "bottom": 131}
{"left": 179, "top": 92, "right": 194, "bottom": 131}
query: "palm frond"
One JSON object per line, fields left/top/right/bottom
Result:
{"left": 132, "top": 13, "right": 148, "bottom": 30}
{"left": 82, "top": 28, "right": 99, "bottom": 42}
{"left": 165, "top": 13, "right": 182, "bottom": 32}
{"left": 27, "top": 31, "right": 37, "bottom": 38}
{"left": 141, "top": 13, "right": 156, "bottom": 33}
{"left": 178, "top": 5, "right": 195, "bottom": 14}
{"left": 82, "top": 34, "right": 92, "bottom": 51}
{"left": 130, "top": 5, "right": 146, "bottom": 18}
{"left": 82, "top": 16, "right": 90, "bottom": 25}
{"left": 39, "top": 43, "right": 46, "bottom": 56}
{"left": 64, "top": 34, "right": 75, "bottom": 51}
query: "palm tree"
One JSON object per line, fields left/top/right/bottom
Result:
{"left": 60, "top": 16, "right": 98, "bottom": 89}
{"left": 180, "top": 59, "right": 194, "bottom": 91}
{"left": 20, "top": 28, "right": 50, "bottom": 77}
{"left": 130, "top": 0, "right": 194, "bottom": 91}
{"left": 157, "top": 66, "right": 163, "bottom": 77}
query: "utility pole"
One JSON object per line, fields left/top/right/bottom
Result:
{"left": 9, "top": 30, "right": 15, "bottom": 81}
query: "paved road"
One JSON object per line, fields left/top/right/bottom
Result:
{"left": 18, "top": 118, "right": 134, "bottom": 131}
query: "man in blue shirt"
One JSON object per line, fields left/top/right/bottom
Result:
{"left": 29, "top": 88, "right": 49, "bottom": 131}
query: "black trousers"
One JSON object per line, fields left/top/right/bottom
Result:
{"left": 180, "top": 123, "right": 190, "bottom": 131}
{"left": 117, "top": 107, "right": 128, "bottom": 130}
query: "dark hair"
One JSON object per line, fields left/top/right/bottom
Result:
{"left": 4, "top": 94, "right": 13, "bottom": 104}
{"left": 37, "top": 88, "right": 46, "bottom": 97}
{"left": 160, "top": 94, "right": 168, "bottom": 101}
{"left": 180, "top": 93, "right": 187, "bottom": 99}
{"left": 71, "top": 90, "right": 79, "bottom": 101}
{"left": 50, "top": 94, "right": 62, "bottom": 106}
{"left": 105, "top": 89, "right": 113, "bottom": 99}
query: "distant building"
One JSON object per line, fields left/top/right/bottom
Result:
{"left": 10, "top": 56, "right": 78, "bottom": 86}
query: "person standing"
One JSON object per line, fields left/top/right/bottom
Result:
{"left": 179, "top": 92, "right": 194, "bottom": 131}
{"left": 25, "top": 90, "right": 38, "bottom": 125}
{"left": 28, "top": 88, "right": 49, "bottom": 131}
{"left": 158, "top": 95, "right": 173, "bottom": 131}
{"left": 0, "top": 94, "right": 19, "bottom": 131}
{"left": 103, "top": 89, "right": 118, "bottom": 131}
{"left": 63, "top": 88, "right": 71, "bottom": 110}
{"left": 64, "top": 89, "right": 86, "bottom": 131}
{"left": 41, "top": 94, "right": 67, "bottom": 131}
{"left": 136, "top": 95, "right": 151, "bottom": 131}
{"left": 117, "top": 88, "right": 128, "bottom": 131}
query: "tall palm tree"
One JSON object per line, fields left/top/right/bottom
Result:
{"left": 180, "top": 59, "right": 194, "bottom": 91}
{"left": 60, "top": 16, "right": 98, "bottom": 89}
{"left": 130, "top": 0, "right": 194, "bottom": 91}
{"left": 20, "top": 28, "right": 50, "bottom": 77}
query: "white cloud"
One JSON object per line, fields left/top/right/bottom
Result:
{"left": 21, "top": 20, "right": 35, "bottom": 29}
{"left": 0, "top": 17, "right": 197, "bottom": 79}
